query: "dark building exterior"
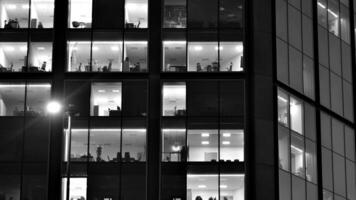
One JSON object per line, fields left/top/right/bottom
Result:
{"left": 0, "top": 0, "right": 354, "bottom": 200}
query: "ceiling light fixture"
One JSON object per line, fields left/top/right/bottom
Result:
{"left": 194, "top": 46, "right": 203, "bottom": 51}
{"left": 7, "top": 4, "right": 17, "bottom": 9}
{"left": 223, "top": 133, "right": 231, "bottom": 137}
{"left": 222, "top": 141, "right": 230, "bottom": 145}
{"left": 202, "top": 141, "right": 209, "bottom": 145}
{"left": 198, "top": 185, "right": 207, "bottom": 188}
{"left": 201, "top": 132, "right": 210, "bottom": 137}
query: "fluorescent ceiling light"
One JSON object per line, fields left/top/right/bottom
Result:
{"left": 92, "top": 46, "right": 99, "bottom": 51}
{"left": 220, "top": 185, "right": 228, "bottom": 189}
{"left": 291, "top": 145, "right": 303, "bottom": 153}
{"left": 37, "top": 47, "right": 45, "bottom": 50}
{"left": 198, "top": 185, "right": 206, "bottom": 188}
{"left": 0, "top": 84, "right": 51, "bottom": 88}
{"left": 97, "top": 89, "right": 106, "bottom": 93}
{"left": 4, "top": 46, "right": 15, "bottom": 51}
{"left": 201, "top": 132, "right": 210, "bottom": 137}
{"left": 111, "top": 46, "right": 120, "bottom": 51}
{"left": 222, "top": 141, "right": 230, "bottom": 145}
{"left": 278, "top": 96, "right": 288, "bottom": 103}
{"left": 66, "top": 128, "right": 146, "bottom": 132}
{"left": 112, "top": 89, "right": 120, "bottom": 93}
{"left": 215, "top": 46, "right": 223, "bottom": 50}
{"left": 201, "top": 141, "right": 209, "bottom": 145}
{"left": 125, "top": 41, "right": 147, "bottom": 45}
{"left": 223, "top": 133, "right": 231, "bottom": 137}
{"left": 235, "top": 45, "right": 243, "bottom": 52}
{"left": 172, "top": 145, "right": 182, "bottom": 152}
{"left": 317, "top": 2, "right": 326, "bottom": 9}
{"left": 7, "top": 4, "right": 17, "bottom": 9}
{"left": 20, "top": 46, "right": 27, "bottom": 51}
{"left": 194, "top": 46, "right": 203, "bottom": 51}
{"left": 22, "top": 4, "right": 30, "bottom": 9}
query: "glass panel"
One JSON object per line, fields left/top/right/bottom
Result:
{"left": 125, "top": 0, "right": 148, "bottom": 28}
{"left": 91, "top": 41, "right": 122, "bottom": 72}
{"left": 219, "top": 0, "right": 243, "bottom": 28}
{"left": 162, "top": 118, "right": 186, "bottom": 162}
{"left": 122, "top": 119, "right": 147, "bottom": 162}
{"left": 329, "top": 34, "right": 341, "bottom": 75}
{"left": 321, "top": 112, "right": 332, "bottom": 148}
{"left": 333, "top": 153, "right": 346, "bottom": 196}
{"left": 67, "top": 41, "right": 91, "bottom": 72}
{"left": 219, "top": 42, "right": 243, "bottom": 72}
{"left": 65, "top": 81, "right": 90, "bottom": 117}
{"left": 322, "top": 148, "right": 333, "bottom": 191}
{"left": 345, "top": 126, "right": 355, "bottom": 161}
{"left": 163, "top": 41, "right": 187, "bottom": 72}
{"left": 307, "top": 182, "right": 318, "bottom": 200}
{"left": 122, "top": 81, "right": 148, "bottom": 117}
{"left": 303, "top": 55, "right": 315, "bottom": 99}
{"left": 279, "top": 125, "right": 290, "bottom": 171}
{"left": 318, "top": 27, "right": 329, "bottom": 67}
{"left": 289, "top": 47, "right": 303, "bottom": 93}
{"left": 28, "top": 42, "right": 52, "bottom": 72}
{"left": 90, "top": 82, "right": 122, "bottom": 117}
{"left": 279, "top": 170, "right": 291, "bottom": 200}
{"left": 0, "top": 83, "right": 25, "bottom": 116}
{"left": 290, "top": 96, "right": 303, "bottom": 135}
{"left": 277, "top": 39, "right": 289, "bottom": 84}
{"left": 188, "top": 129, "right": 219, "bottom": 162}
{"left": 187, "top": 174, "right": 218, "bottom": 200}
{"left": 69, "top": 0, "right": 92, "bottom": 28}
{"left": 276, "top": 0, "right": 287, "bottom": 40}
{"left": 292, "top": 176, "right": 306, "bottom": 200}
{"left": 187, "top": 81, "right": 218, "bottom": 116}
{"left": 0, "top": 0, "right": 29, "bottom": 28}
{"left": 220, "top": 129, "right": 244, "bottom": 162}
{"left": 188, "top": 42, "right": 218, "bottom": 72}
{"left": 61, "top": 178, "right": 87, "bottom": 200}
{"left": 163, "top": 0, "right": 186, "bottom": 28}
{"left": 291, "top": 133, "right": 305, "bottom": 178}
{"left": 302, "top": 16, "right": 314, "bottom": 58}
{"left": 31, "top": 0, "right": 54, "bottom": 28}
{"left": 332, "top": 119, "right": 344, "bottom": 155}
{"left": 330, "top": 73, "right": 343, "bottom": 115}
{"left": 346, "top": 160, "right": 356, "bottom": 200}
{"left": 123, "top": 41, "right": 148, "bottom": 72}
{"left": 93, "top": 0, "right": 122, "bottom": 29}
{"left": 323, "top": 190, "right": 334, "bottom": 200}
{"left": 0, "top": 169, "right": 21, "bottom": 200}
{"left": 89, "top": 118, "right": 121, "bottom": 162}
{"left": 328, "top": 0, "right": 339, "bottom": 36}
{"left": 0, "top": 42, "right": 28, "bottom": 72}
{"left": 219, "top": 174, "right": 245, "bottom": 200}
{"left": 220, "top": 80, "right": 244, "bottom": 117}
{"left": 26, "top": 83, "right": 51, "bottom": 116}
{"left": 317, "top": 0, "right": 327, "bottom": 27}
{"left": 288, "top": 5, "right": 302, "bottom": 50}
{"left": 306, "top": 140, "right": 317, "bottom": 184}
{"left": 188, "top": 0, "right": 218, "bottom": 28}
{"left": 340, "top": 5, "right": 350, "bottom": 43}
{"left": 278, "top": 90, "right": 289, "bottom": 127}
{"left": 69, "top": 120, "right": 89, "bottom": 162}
{"left": 304, "top": 104, "right": 316, "bottom": 141}
{"left": 162, "top": 82, "right": 186, "bottom": 117}
{"left": 0, "top": 118, "right": 24, "bottom": 161}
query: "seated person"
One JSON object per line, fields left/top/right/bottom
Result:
{"left": 196, "top": 62, "right": 202, "bottom": 72}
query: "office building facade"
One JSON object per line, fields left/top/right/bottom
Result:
{"left": 0, "top": 0, "right": 354, "bottom": 200}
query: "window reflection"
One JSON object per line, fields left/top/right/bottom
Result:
{"left": 328, "top": 0, "right": 339, "bottom": 36}
{"left": 90, "top": 82, "right": 122, "bottom": 117}
{"left": 26, "top": 83, "right": 51, "bottom": 116}
{"left": 291, "top": 133, "right": 305, "bottom": 178}
{"left": 0, "top": 83, "right": 25, "bottom": 116}
{"left": 68, "top": 0, "right": 92, "bottom": 28}
{"left": 122, "top": 119, "right": 147, "bottom": 162}
{"left": 163, "top": 41, "right": 187, "bottom": 72}
{"left": 92, "top": 41, "right": 122, "bottom": 72}
{"left": 125, "top": 0, "right": 148, "bottom": 28}
{"left": 123, "top": 41, "right": 148, "bottom": 72}
{"left": 219, "top": 0, "right": 243, "bottom": 28}
{"left": 67, "top": 41, "right": 91, "bottom": 72}
{"left": 0, "top": 0, "right": 29, "bottom": 28}
{"left": 162, "top": 82, "right": 186, "bottom": 116}
{"left": 0, "top": 83, "right": 51, "bottom": 116}
{"left": 0, "top": 42, "right": 27, "bottom": 72}
{"left": 163, "top": 0, "right": 186, "bottom": 28}
{"left": 28, "top": 42, "right": 52, "bottom": 72}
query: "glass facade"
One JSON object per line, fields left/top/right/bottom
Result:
{"left": 276, "top": 0, "right": 356, "bottom": 200}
